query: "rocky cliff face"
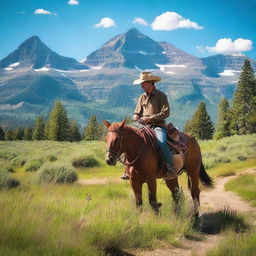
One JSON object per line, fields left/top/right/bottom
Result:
{"left": 0, "top": 36, "right": 89, "bottom": 71}
{"left": 159, "top": 41, "right": 203, "bottom": 67}
{"left": 201, "top": 54, "right": 256, "bottom": 73}
{"left": 84, "top": 28, "right": 169, "bottom": 69}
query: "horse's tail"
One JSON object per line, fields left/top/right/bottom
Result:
{"left": 199, "top": 161, "right": 214, "bottom": 187}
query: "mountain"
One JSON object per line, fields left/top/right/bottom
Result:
{"left": 84, "top": 28, "right": 169, "bottom": 69}
{"left": 159, "top": 41, "right": 203, "bottom": 67}
{"left": 0, "top": 36, "right": 89, "bottom": 71}
{"left": 0, "top": 28, "right": 256, "bottom": 129}
{"left": 201, "top": 54, "right": 256, "bottom": 75}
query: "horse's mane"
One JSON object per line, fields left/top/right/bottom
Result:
{"left": 109, "top": 123, "right": 140, "bottom": 135}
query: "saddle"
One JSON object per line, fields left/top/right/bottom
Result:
{"left": 139, "top": 123, "right": 188, "bottom": 176}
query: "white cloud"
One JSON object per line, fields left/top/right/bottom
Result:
{"left": 199, "top": 38, "right": 253, "bottom": 54}
{"left": 95, "top": 17, "right": 116, "bottom": 28}
{"left": 133, "top": 17, "right": 148, "bottom": 26}
{"left": 34, "top": 9, "right": 52, "bottom": 15}
{"left": 151, "top": 11, "right": 204, "bottom": 31}
{"left": 67, "top": 0, "right": 79, "bottom": 5}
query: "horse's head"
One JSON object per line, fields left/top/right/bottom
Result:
{"left": 103, "top": 119, "right": 126, "bottom": 166}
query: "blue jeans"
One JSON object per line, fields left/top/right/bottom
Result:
{"left": 154, "top": 127, "right": 173, "bottom": 166}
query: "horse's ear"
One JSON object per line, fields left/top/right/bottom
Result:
{"left": 120, "top": 119, "right": 126, "bottom": 128}
{"left": 102, "top": 120, "right": 111, "bottom": 128}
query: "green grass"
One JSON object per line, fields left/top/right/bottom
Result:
{"left": 0, "top": 134, "right": 256, "bottom": 255}
{"left": 225, "top": 174, "right": 256, "bottom": 207}
{"left": 0, "top": 182, "right": 198, "bottom": 256}
{"left": 207, "top": 158, "right": 256, "bottom": 178}
{"left": 206, "top": 229, "right": 256, "bottom": 256}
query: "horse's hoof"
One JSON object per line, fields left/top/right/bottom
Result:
{"left": 156, "top": 202, "right": 162, "bottom": 208}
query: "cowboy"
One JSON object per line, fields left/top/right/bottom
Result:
{"left": 121, "top": 71, "right": 176, "bottom": 180}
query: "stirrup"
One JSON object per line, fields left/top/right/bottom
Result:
{"left": 121, "top": 173, "right": 130, "bottom": 180}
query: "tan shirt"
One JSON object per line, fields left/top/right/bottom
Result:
{"left": 134, "top": 89, "right": 170, "bottom": 123}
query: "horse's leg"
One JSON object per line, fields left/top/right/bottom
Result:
{"left": 165, "top": 178, "right": 181, "bottom": 212}
{"left": 130, "top": 178, "right": 143, "bottom": 208}
{"left": 129, "top": 167, "right": 143, "bottom": 208}
{"left": 147, "top": 179, "right": 162, "bottom": 214}
{"left": 187, "top": 165, "right": 200, "bottom": 217}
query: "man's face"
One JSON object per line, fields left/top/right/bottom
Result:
{"left": 141, "top": 81, "right": 153, "bottom": 93}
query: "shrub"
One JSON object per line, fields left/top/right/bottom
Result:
{"left": 72, "top": 155, "right": 99, "bottom": 168}
{"left": 37, "top": 164, "right": 77, "bottom": 184}
{"left": 47, "top": 155, "right": 57, "bottom": 162}
{"left": 216, "top": 156, "right": 231, "bottom": 163}
{"left": 24, "top": 159, "right": 44, "bottom": 172}
{"left": 217, "top": 145, "right": 227, "bottom": 152}
{"left": 237, "top": 155, "right": 247, "bottom": 161}
{"left": 0, "top": 171, "right": 20, "bottom": 189}
{"left": 0, "top": 163, "right": 15, "bottom": 173}
{"left": 11, "top": 157, "right": 27, "bottom": 167}
{"left": 0, "top": 152, "right": 17, "bottom": 161}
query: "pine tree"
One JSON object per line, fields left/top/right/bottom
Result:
{"left": 69, "top": 120, "right": 81, "bottom": 142}
{"left": 32, "top": 116, "right": 45, "bottom": 140}
{"left": 83, "top": 115, "right": 101, "bottom": 140}
{"left": 44, "top": 120, "right": 50, "bottom": 140}
{"left": 0, "top": 126, "right": 5, "bottom": 140}
{"left": 214, "top": 97, "right": 231, "bottom": 140}
{"left": 184, "top": 102, "right": 214, "bottom": 140}
{"left": 5, "top": 130, "right": 13, "bottom": 141}
{"left": 231, "top": 59, "right": 256, "bottom": 135}
{"left": 48, "top": 101, "right": 70, "bottom": 141}
{"left": 24, "top": 128, "right": 33, "bottom": 140}
{"left": 13, "top": 127, "right": 24, "bottom": 140}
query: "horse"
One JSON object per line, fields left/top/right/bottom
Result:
{"left": 103, "top": 119, "right": 213, "bottom": 215}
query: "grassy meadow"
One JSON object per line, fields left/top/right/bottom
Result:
{"left": 0, "top": 133, "right": 256, "bottom": 255}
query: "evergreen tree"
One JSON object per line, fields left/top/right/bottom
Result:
{"left": 231, "top": 59, "right": 256, "bottom": 135}
{"left": 0, "top": 126, "right": 5, "bottom": 140}
{"left": 214, "top": 97, "right": 231, "bottom": 140}
{"left": 5, "top": 130, "right": 13, "bottom": 141}
{"left": 48, "top": 100, "right": 70, "bottom": 141}
{"left": 44, "top": 120, "right": 50, "bottom": 140}
{"left": 83, "top": 115, "right": 102, "bottom": 140}
{"left": 69, "top": 120, "right": 81, "bottom": 142}
{"left": 32, "top": 116, "right": 45, "bottom": 140}
{"left": 24, "top": 128, "right": 33, "bottom": 140}
{"left": 13, "top": 127, "right": 24, "bottom": 140}
{"left": 184, "top": 102, "right": 214, "bottom": 140}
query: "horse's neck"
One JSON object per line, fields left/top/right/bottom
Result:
{"left": 123, "top": 128, "right": 144, "bottom": 160}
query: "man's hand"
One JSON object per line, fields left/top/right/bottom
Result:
{"left": 140, "top": 117, "right": 151, "bottom": 124}
{"left": 133, "top": 114, "right": 140, "bottom": 121}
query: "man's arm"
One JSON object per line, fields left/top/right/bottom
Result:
{"left": 133, "top": 95, "right": 143, "bottom": 121}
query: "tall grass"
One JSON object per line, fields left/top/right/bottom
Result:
{"left": 225, "top": 174, "right": 256, "bottom": 207}
{"left": 206, "top": 229, "right": 256, "bottom": 256}
{"left": 0, "top": 183, "right": 198, "bottom": 255}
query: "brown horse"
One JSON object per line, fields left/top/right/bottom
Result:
{"left": 103, "top": 119, "right": 213, "bottom": 215}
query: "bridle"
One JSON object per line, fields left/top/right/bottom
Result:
{"left": 106, "top": 129, "right": 124, "bottom": 161}
{"left": 106, "top": 128, "right": 144, "bottom": 166}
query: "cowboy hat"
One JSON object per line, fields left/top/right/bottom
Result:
{"left": 133, "top": 72, "right": 161, "bottom": 85}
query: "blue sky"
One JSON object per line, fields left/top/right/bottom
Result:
{"left": 0, "top": 0, "right": 255, "bottom": 61}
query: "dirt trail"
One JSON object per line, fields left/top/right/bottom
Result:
{"left": 133, "top": 167, "right": 256, "bottom": 256}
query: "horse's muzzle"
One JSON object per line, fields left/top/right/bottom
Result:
{"left": 105, "top": 152, "right": 117, "bottom": 166}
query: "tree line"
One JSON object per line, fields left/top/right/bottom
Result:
{"left": 0, "top": 59, "right": 255, "bottom": 141}
{"left": 0, "top": 101, "right": 105, "bottom": 141}
{"left": 184, "top": 59, "right": 256, "bottom": 140}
